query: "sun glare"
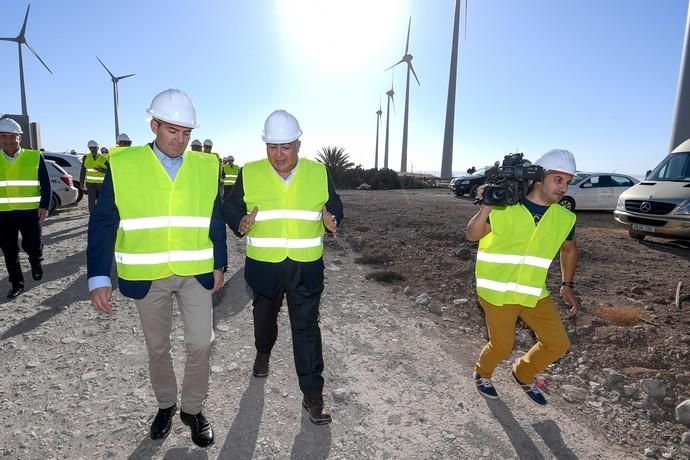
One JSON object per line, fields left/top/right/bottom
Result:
{"left": 277, "top": 0, "right": 408, "bottom": 75}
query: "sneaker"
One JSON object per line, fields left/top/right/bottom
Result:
{"left": 473, "top": 372, "right": 498, "bottom": 399}
{"left": 302, "top": 393, "right": 332, "bottom": 425}
{"left": 512, "top": 371, "right": 547, "bottom": 406}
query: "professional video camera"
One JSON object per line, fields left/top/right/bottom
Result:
{"left": 481, "top": 153, "right": 544, "bottom": 206}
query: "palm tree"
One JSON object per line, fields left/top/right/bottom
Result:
{"left": 315, "top": 146, "right": 354, "bottom": 184}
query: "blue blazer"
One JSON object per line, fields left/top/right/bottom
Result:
{"left": 86, "top": 156, "right": 228, "bottom": 300}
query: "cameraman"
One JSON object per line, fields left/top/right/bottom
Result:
{"left": 466, "top": 149, "right": 578, "bottom": 406}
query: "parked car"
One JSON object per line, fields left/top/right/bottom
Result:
{"left": 451, "top": 167, "right": 488, "bottom": 197}
{"left": 42, "top": 151, "right": 85, "bottom": 202}
{"left": 45, "top": 159, "right": 79, "bottom": 213}
{"left": 614, "top": 140, "right": 690, "bottom": 241}
{"left": 559, "top": 172, "right": 639, "bottom": 211}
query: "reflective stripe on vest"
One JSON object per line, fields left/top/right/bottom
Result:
{"left": 110, "top": 146, "right": 218, "bottom": 280}
{"left": 84, "top": 154, "right": 108, "bottom": 183}
{"left": 0, "top": 149, "right": 41, "bottom": 211}
{"left": 475, "top": 203, "right": 575, "bottom": 307}
{"left": 242, "top": 158, "right": 328, "bottom": 263}
{"left": 223, "top": 164, "right": 239, "bottom": 185}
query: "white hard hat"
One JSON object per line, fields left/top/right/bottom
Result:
{"left": 146, "top": 88, "right": 200, "bottom": 129}
{"left": 228, "top": 155, "right": 234, "bottom": 161}
{"left": 203, "top": 139, "right": 213, "bottom": 147}
{"left": 117, "top": 133, "right": 131, "bottom": 142}
{"left": 191, "top": 139, "right": 202, "bottom": 147}
{"left": 0, "top": 118, "right": 23, "bottom": 134}
{"left": 262, "top": 110, "right": 302, "bottom": 144}
{"left": 534, "top": 149, "right": 576, "bottom": 176}
{"left": 87, "top": 140, "right": 99, "bottom": 148}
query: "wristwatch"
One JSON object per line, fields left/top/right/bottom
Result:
{"left": 561, "top": 281, "right": 575, "bottom": 288}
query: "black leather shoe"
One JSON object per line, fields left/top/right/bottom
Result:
{"left": 30, "top": 261, "right": 43, "bottom": 281}
{"left": 252, "top": 352, "right": 270, "bottom": 378}
{"left": 150, "top": 404, "right": 176, "bottom": 440}
{"left": 180, "top": 411, "right": 214, "bottom": 447}
{"left": 7, "top": 284, "right": 24, "bottom": 299}
{"left": 302, "top": 393, "right": 332, "bottom": 425}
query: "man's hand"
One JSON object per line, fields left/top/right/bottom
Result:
{"left": 560, "top": 285, "right": 579, "bottom": 316}
{"left": 239, "top": 207, "right": 258, "bottom": 235}
{"left": 38, "top": 208, "right": 49, "bottom": 223}
{"left": 212, "top": 269, "right": 224, "bottom": 293}
{"left": 322, "top": 206, "right": 337, "bottom": 236}
{"left": 90, "top": 287, "right": 113, "bottom": 313}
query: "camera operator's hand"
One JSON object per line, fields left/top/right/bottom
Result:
{"left": 474, "top": 184, "right": 493, "bottom": 209}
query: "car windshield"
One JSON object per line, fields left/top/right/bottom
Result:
{"left": 646, "top": 152, "right": 690, "bottom": 182}
{"left": 568, "top": 173, "right": 590, "bottom": 185}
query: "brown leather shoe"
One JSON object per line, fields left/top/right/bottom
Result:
{"left": 302, "top": 393, "right": 332, "bottom": 425}
{"left": 252, "top": 352, "right": 270, "bottom": 378}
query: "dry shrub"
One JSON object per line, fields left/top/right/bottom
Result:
{"left": 595, "top": 305, "right": 642, "bottom": 326}
{"left": 365, "top": 271, "right": 405, "bottom": 283}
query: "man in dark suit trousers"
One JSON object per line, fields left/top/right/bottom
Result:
{"left": 223, "top": 109, "right": 343, "bottom": 425}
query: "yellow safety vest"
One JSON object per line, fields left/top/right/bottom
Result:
{"left": 84, "top": 154, "right": 108, "bottom": 184}
{"left": 110, "top": 145, "right": 218, "bottom": 280}
{"left": 223, "top": 164, "right": 239, "bottom": 185}
{"left": 475, "top": 203, "right": 575, "bottom": 307}
{"left": 243, "top": 158, "right": 328, "bottom": 263}
{"left": 0, "top": 149, "right": 41, "bottom": 211}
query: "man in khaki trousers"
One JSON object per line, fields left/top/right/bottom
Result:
{"left": 87, "top": 89, "right": 227, "bottom": 448}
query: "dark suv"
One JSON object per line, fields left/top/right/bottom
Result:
{"left": 451, "top": 167, "right": 487, "bottom": 197}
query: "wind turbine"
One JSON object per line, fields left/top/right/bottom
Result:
{"left": 0, "top": 4, "right": 52, "bottom": 117}
{"left": 374, "top": 102, "right": 382, "bottom": 169}
{"left": 97, "top": 56, "right": 135, "bottom": 143}
{"left": 387, "top": 17, "right": 420, "bottom": 173}
{"left": 383, "top": 78, "right": 395, "bottom": 170}
{"left": 441, "top": 0, "right": 466, "bottom": 178}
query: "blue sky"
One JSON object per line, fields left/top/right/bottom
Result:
{"left": 0, "top": 0, "right": 687, "bottom": 176}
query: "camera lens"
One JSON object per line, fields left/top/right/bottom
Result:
{"left": 489, "top": 188, "right": 506, "bottom": 202}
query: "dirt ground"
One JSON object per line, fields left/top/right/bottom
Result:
{"left": 342, "top": 188, "right": 690, "bottom": 457}
{"left": 0, "top": 188, "right": 688, "bottom": 459}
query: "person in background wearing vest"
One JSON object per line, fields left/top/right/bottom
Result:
{"left": 222, "top": 155, "right": 239, "bottom": 196}
{"left": 0, "top": 118, "right": 51, "bottom": 299}
{"left": 190, "top": 139, "right": 203, "bottom": 152}
{"left": 80, "top": 140, "right": 108, "bottom": 212}
{"left": 87, "top": 89, "right": 227, "bottom": 448}
{"left": 202, "top": 139, "right": 224, "bottom": 197}
{"left": 109, "top": 133, "right": 132, "bottom": 156}
{"left": 223, "top": 110, "right": 342, "bottom": 425}
{"left": 466, "top": 149, "right": 579, "bottom": 406}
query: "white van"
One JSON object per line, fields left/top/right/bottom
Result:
{"left": 613, "top": 140, "right": 690, "bottom": 241}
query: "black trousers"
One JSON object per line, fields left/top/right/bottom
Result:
{"left": 0, "top": 210, "right": 43, "bottom": 286}
{"left": 86, "top": 183, "right": 102, "bottom": 212}
{"left": 252, "top": 274, "right": 325, "bottom": 394}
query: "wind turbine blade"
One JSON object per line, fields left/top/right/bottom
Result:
{"left": 409, "top": 63, "right": 420, "bottom": 86}
{"left": 405, "top": 17, "right": 411, "bottom": 54}
{"left": 97, "top": 56, "right": 116, "bottom": 79}
{"left": 118, "top": 73, "right": 136, "bottom": 79}
{"left": 391, "top": 94, "right": 396, "bottom": 114}
{"left": 19, "top": 4, "right": 31, "bottom": 38}
{"left": 385, "top": 59, "right": 404, "bottom": 71}
{"left": 0, "top": 37, "right": 17, "bottom": 42}
{"left": 24, "top": 42, "right": 52, "bottom": 73}
{"left": 464, "top": 0, "right": 469, "bottom": 41}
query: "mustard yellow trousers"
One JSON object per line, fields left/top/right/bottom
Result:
{"left": 474, "top": 295, "right": 570, "bottom": 384}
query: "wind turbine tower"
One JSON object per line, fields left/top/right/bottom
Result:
{"left": 0, "top": 4, "right": 52, "bottom": 117}
{"left": 374, "top": 103, "right": 382, "bottom": 169}
{"left": 384, "top": 79, "right": 395, "bottom": 170}
{"left": 97, "top": 56, "right": 135, "bottom": 143}
{"left": 387, "top": 17, "right": 420, "bottom": 173}
{"left": 441, "top": 0, "right": 464, "bottom": 178}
